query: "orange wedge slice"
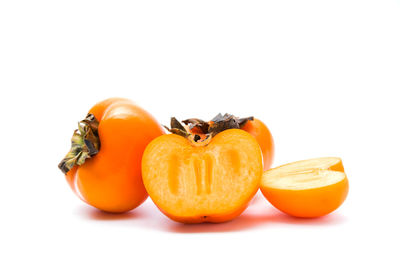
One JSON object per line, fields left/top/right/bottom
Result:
{"left": 260, "top": 157, "right": 349, "bottom": 218}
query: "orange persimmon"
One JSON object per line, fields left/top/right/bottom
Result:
{"left": 142, "top": 118, "right": 263, "bottom": 223}
{"left": 260, "top": 157, "right": 349, "bottom": 218}
{"left": 181, "top": 113, "right": 274, "bottom": 170}
{"left": 59, "top": 98, "right": 164, "bottom": 213}
{"left": 241, "top": 118, "right": 274, "bottom": 170}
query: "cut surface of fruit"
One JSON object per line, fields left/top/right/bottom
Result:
{"left": 266, "top": 157, "right": 343, "bottom": 175}
{"left": 142, "top": 129, "right": 263, "bottom": 223}
{"left": 260, "top": 157, "right": 349, "bottom": 218}
{"left": 264, "top": 169, "right": 346, "bottom": 190}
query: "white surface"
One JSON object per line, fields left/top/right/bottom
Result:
{"left": 1, "top": 1, "right": 400, "bottom": 266}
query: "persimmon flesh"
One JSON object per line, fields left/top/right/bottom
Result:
{"left": 142, "top": 129, "right": 263, "bottom": 223}
{"left": 260, "top": 157, "right": 349, "bottom": 218}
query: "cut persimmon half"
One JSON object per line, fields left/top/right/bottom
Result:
{"left": 142, "top": 127, "right": 263, "bottom": 223}
{"left": 260, "top": 157, "right": 349, "bottom": 218}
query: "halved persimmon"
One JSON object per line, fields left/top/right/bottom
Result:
{"left": 260, "top": 157, "right": 349, "bottom": 218}
{"left": 142, "top": 124, "right": 263, "bottom": 223}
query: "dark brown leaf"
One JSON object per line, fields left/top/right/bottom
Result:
{"left": 170, "top": 117, "right": 186, "bottom": 131}
{"left": 182, "top": 118, "right": 209, "bottom": 134}
{"left": 209, "top": 114, "right": 240, "bottom": 136}
{"left": 166, "top": 113, "right": 254, "bottom": 143}
{"left": 237, "top": 116, "right": 254, "bottom": 127}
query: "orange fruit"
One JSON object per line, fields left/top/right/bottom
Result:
{"left": 59, "top": 98, "right": 164, "bottom": 213}
{"left": 142, "top": 129, "right": 263, "bottom": 223}
{"left": 260, "top": 157, "right": 349, "bottom": 218}
{"left": 241, "top": 118, "right": 274, "bottom": 170}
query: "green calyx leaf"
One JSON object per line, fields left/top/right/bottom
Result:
{"left": 58, "top": 113, "right": 100, "bottom": 174}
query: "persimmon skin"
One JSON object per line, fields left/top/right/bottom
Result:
{"left": 241, "top": 118, "right": 274, "bottom": 171}
{"left": 261, "top": 177, "right": 349, "bottom": 218}
{"left": 142, "top": 129, "right": 263, "bottom": 223}
{"left": 65, "top": 98, "right": 164, "bottom": 213}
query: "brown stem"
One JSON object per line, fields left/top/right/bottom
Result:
{"left": 165, "top": 114, "right": 253, "bottom": 146}
{"left": 58, "top": 113, "right": 100, "bottom": 174}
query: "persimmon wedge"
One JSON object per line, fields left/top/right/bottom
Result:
{"left": 260, "top": 157, "right": 349, "bottom": 218}
{"left": 142, "top": 129, "right": 263, "bottom": 223}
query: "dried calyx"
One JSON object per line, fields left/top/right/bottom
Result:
{"left": 164, "top": 113, "right": 253, "bottom": 145}
{"left": 58, "top": 114, "right": 100, "bottom": 174}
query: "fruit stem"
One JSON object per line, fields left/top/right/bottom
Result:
{"left": 58, "top": 114, "right": 100, "bottom": 174}
{"left": 165, "top": 114, "right": 254, "bottom": 147}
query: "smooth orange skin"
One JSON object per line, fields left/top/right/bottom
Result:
{"left": 261, "top": 177, "right": 349, "bottom": 218}
{"left": 142, "top": 129, "right": 263, "bottom": 223}
{"left": 65, "top": 98, "right": 164, "bottom": 213}
{"left": 242, "top": 118, "right": 274, "bottom": 171}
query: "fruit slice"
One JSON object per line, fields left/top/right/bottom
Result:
{"left": 260, "top": 157, "right": 349, "bottom": 218}
{"left": 142, "top": 129, "right": 263, "bottom": 223}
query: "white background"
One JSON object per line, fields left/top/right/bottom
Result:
{"left": 1, "top": 0, "right": 399, "bottom": 266}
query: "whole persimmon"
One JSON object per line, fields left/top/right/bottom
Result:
{"left": 180, "top": 113, "right": 274, "bottom": 170}
{"left": 59, "top": 98, "right": 164, "bottom": 213}
{"left": 260, "top": 157, "right": 349, "bottom": 218}
{"left": 142, "top": 117, "right": 263, "bottom": 223}
{"left": 241, "top": 118, "right": 274, "bottom": 170}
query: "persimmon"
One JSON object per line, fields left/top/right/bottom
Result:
{"left": 58, "top": 98, "right": 164, "bottom": 213}
{"left": 241, "top": 118, "right": 274, "bottom": 170}
{"left": 260, "top": 157, "right": 349, "bottom": 218}
{"left": 180, "top": 113, "right": 274, "bottom": 170}
{"left": 142, "top": 117, "right": 263, "bottom": 223}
